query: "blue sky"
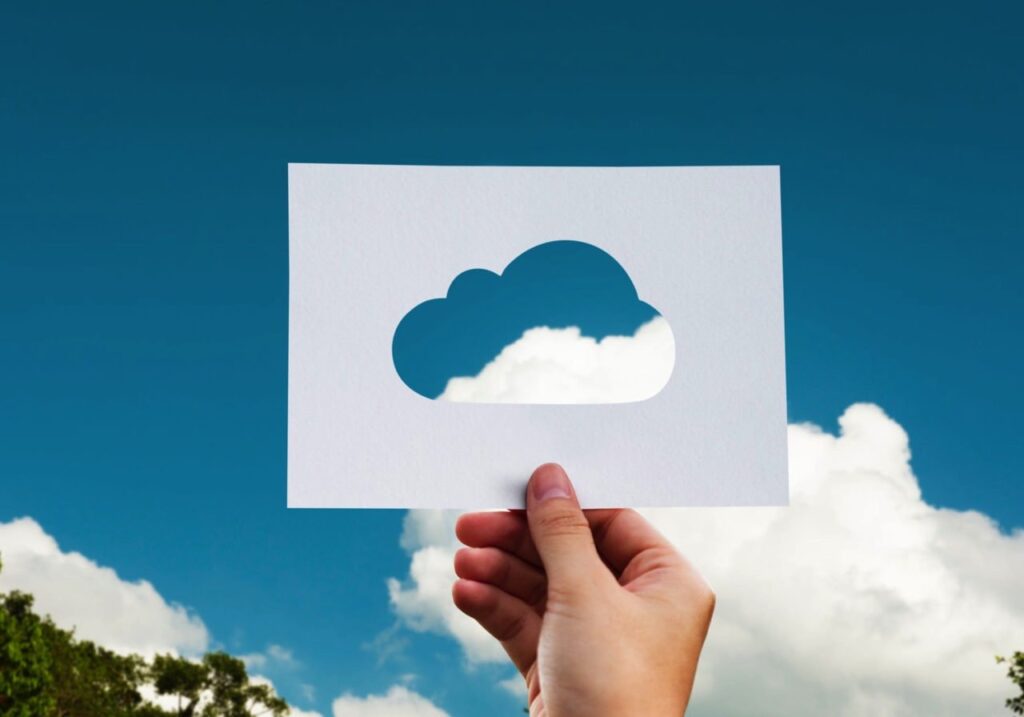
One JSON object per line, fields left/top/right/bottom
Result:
{"left": 2, "top": 2, "right": 1022, "bottom": 715}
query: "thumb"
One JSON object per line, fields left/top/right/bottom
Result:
{"left": 526, "top": 464, "right": 606, "bottom": 591}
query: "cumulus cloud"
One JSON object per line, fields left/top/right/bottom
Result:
{"left": 438, "top": 315, "right": 673, "bottom": 404}
{"left": 388, "top": 537, "right": 504, "bottom": 664}
{"left": 331, "top": 686, "right": 450, "bottom": 717}
{"left": 387, "top": 404, "right": 1024, "bottom": 716}
{"left": 393, "top": 239, "right": 664, "bottom": 400}
{"left": 288, "top": 709, "right": 324, "bottom": 717}
{"left": 242, "top": 643, "right": 300, "bottom": 671}
{"left": 0, "top": 517, "right": 208, "bottom": 657}
{"left": 498, "top": 676, "right": 528, "bottom": 699}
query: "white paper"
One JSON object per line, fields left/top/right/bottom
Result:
{"left": 288, "top": 164, "right": 787, "bottom": 509}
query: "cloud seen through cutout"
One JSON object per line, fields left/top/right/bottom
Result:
{"left": 392, "top": 241, "right": 674, "bottom": 403}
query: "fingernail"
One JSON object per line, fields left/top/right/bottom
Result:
{"left": 532, "top": 464, "right": 572, "bottom": 502}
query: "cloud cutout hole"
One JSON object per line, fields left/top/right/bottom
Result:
{"left": 392, "top": 240, "right": 675, "bottom": 404}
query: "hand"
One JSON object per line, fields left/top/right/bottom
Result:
{"left": 453, "top": 463, "right": 715, "bottom": 717}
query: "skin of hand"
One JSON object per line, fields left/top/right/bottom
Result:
{"left": 452, "top": 463, "right": 715, "bottom": 717}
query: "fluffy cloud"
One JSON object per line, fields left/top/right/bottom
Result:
{"left": 389, "top": 513, "right": 505, "bottom": 664}
{"left": 439, "top": 315, "right": 673, "bottom": 404}
{"left": 331, "top": 686, "right": 449, "bottom": 717}
{"left": 0, "top": 517, "right": 208, "bottom": 657}
{"left": 388, "top": 404, "right": 1024, "bottom": 716}
{"left": 242, "top": 643, "right": 300, "bottom": 671}
{"left": 498, "top": 676, "right": 528, "bottom": 698}
{"left": 288, "top": 709, "right": 324, "bottom": 717}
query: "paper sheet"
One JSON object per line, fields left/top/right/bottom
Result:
{"left": 288, "top": 164, "right": 787, "bottom": 508}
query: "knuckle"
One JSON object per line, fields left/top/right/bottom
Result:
{"left": 536, "top": 510, "right": 590, "bottom": 538}
{"left": 705, "top": 585, "right": 717, "bottom": 613}
{"left": 525, "top": 579, "right": 548, "bottom": 609}
{"left": 694, "top": 581, "right": 716, "bottom": 619}
{"left": 493, "top": 611, "right": 528, "bottom": 642}
{"left": 542, "top": 581, "right": 578, "bottom": 610}
{"left": 495, "top": 553, "right": 513, "bottom": 584}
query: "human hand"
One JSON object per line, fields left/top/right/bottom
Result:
{"left": 453, "top": 463, "right": 715, "bottom": 717}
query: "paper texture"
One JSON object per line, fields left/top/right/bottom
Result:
{"left": 288, "top": 164, "right": 787, "bottom": 508}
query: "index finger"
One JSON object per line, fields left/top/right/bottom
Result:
{"left": 585, "top": 508, "right": 677, "bottom": 576}
{"left": 455, "top": 510, "right": 542, "bottom": 568}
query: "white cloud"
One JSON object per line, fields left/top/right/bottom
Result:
{"left": 389, "top": 513, "right": 504, "bottom": 664}
{"left": 498, "top": 676, "right": 528, "bottom": 698}
{"left": 267, "top": 643, "right": 297, "bottom": 664}
{"left": 388, "top": 507, "right": 500, "bottom": 666}
{"left": 288, "top": 709, "right": 324, "bottom": 717}
{"left": 331, "top": 686, "right": 449, "bottom": 717}
{"left": 299, "top": 682, "right": 317, "bottom": 704}
{"left": 0, "top": 517, "right": 209, "bottom": 657}
{"left": 438, "top": 315, "right": 673, "bottom": 403}
{"left": 242, "top": 643, "right": 300, "bottom": 671}
{"left": 388, "top": 404, "right": 1024, "bottom": 716}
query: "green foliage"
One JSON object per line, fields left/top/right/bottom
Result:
{"left": 999, "top": 652, "right": 1024, "bottom": 714}
{"left": 0, "top": 556, "right": 290, "bottom": 717}
{"left": 42, "top": 623, "right": 147, "bottom": 717}
{"left": 152, "top": 654, "right": 207, "bottom": 716}
{"left": 150, "top": 652, "right": 288, "bottom": 717}
{"left": 0, "top": 580, "right": 56, "bottom": 717}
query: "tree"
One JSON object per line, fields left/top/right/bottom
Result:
{"left": 0, "top": 557, "right": 291, "bottom": 717}
{"left": 0, "top": 557, "right": 56, "bottom": 716}
{"left": 999, "top": 652, "right": 1024, "bottom": 714}
{"left": 151, "top": 654, "right": 208, "bottom": 716}
{"left": 42, "top": 624, "right": 147, "bottom": 717}
{"left": 150, "top": 653, "right": 288, "bottom": 717}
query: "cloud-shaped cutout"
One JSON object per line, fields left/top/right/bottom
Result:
{"left": 392, "top": 240, "right": 674, "bottom": 403}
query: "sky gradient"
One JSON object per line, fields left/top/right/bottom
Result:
{"left": 2, "top": 2, "right": 1022, "bottom": 714}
